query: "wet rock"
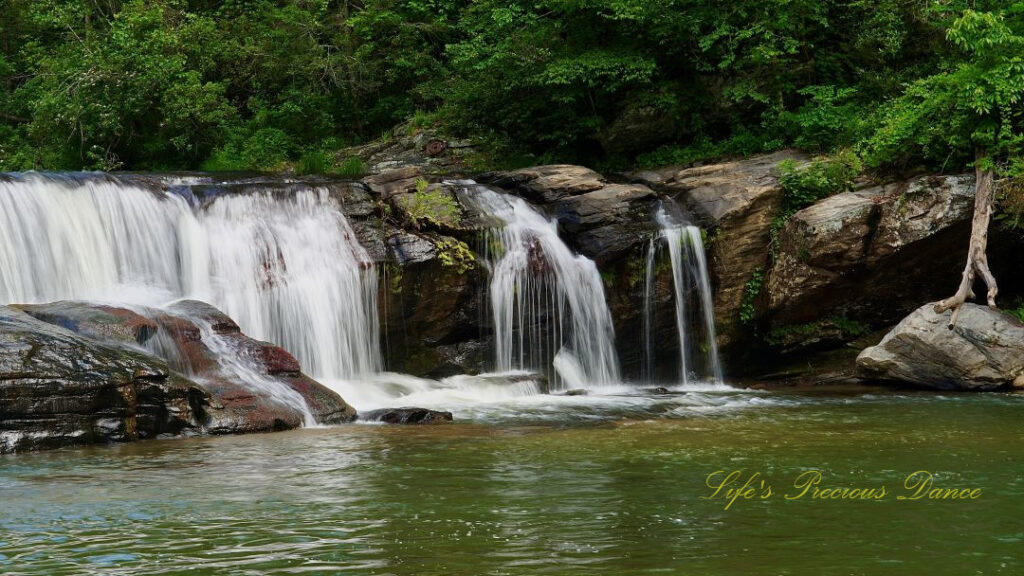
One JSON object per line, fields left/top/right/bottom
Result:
{"left": 561, "top": 389, "right": 589, "bottom": 396}
{"left": 16, "top": 301, "right": 158, "bottom": 345}
{"left": 4, "top": 300, "right": 357, "bottom": 453}
{"left": 154, "top": 300, "right": 357, "bottom": 427}
{"left": 479, "top": 165, "right": 660, "bottom": 263}
{"left": 644, "top": 387, "right": 672, "bottom": 395}
{"left": 359, "top": 407, "right": 453, "bottom": 424}
{"left": 341, "top": 121, "right": 474, "bottom": 175}
{"left": 0, "top": 306, "right": 206, "bottom": 453}
{"left": 378, "top": 231, "right": 489, "bottom": 378}
{"left": 856, "top": 303, "right": 1024, "bottom": 390}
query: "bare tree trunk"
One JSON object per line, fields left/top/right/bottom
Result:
{"left": 934, "top": 153, "right": 999, "bottom": 328}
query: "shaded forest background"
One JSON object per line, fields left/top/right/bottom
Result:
{"left": 1, "top": 0, "right": 1022, "bottom": 177}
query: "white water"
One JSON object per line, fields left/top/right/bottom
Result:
{"left": 458, "top": 184, "right": 620, "bottom": 389}
{"left": 0, "top": 173, "right": 380, "bottom": 382}
{"left": 644, "top": 206, "right": 723, "bottom": 384}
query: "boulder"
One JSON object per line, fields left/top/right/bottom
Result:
{"left": 359, "top": 407, "right": 453, "bottom": 424}
{"left": 378, "top": 230, "right": 490, "bottom": 378}
{"left": 857, "top": 303, "right": 1024, "bottom": 390}
{"left": 5, "top": 300, "right": 357, "bottom": 453}
{"left": 0, "top": 305, "right": 206, "bottom": 453}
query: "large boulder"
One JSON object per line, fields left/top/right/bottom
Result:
{"left": 857, "top": 303, "right": 1024, "bottom": 390}
{"left": 377, "top": 229, "right": 491, "bottom": 377}
{"left": 4, "top": 300, "right": 357, "bottom": 453}
{"left": 0, "top": 305, "right": 206, "bottom": 453}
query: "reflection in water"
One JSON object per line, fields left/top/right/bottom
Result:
{"left": 1, "top": 391, "right": 1023, "bottom": 575}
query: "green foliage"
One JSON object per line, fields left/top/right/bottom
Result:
{"left": 405, "top": 179, "right": 461, "bottom": 229}
{"left": 778, "top": 150, "right": 864, "bottom": 214}
{"left": 861, "top": 7, "right": 1024, "bottom": 172}
{"left": 996, "top": 179, "right": 1024, "bottom": 230}
{"left": 765, "top": 315, "right": 871, "bottom": 346}
{"left": 336, "top": 157, "right": 367, "bottom": 178}
{"left": 295, "top": 150, "right": 332, "bottom": 176}
{"left": 739, "top": 267, "right": 765, "bottom": 325}
{"left": 0, "top": 1, "right": 1014, "bottom": 172}
{"left": 1006, "top": 297, "right": 1024, "bottom": 323}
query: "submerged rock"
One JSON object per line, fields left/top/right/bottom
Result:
{"left": 856, "top": 303, "right": 1024, "bottom": 390}
{"left": 359, "top": 407, "right": 453, "bottom": 424}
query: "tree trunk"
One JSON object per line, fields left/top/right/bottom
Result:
{"left": 933, "top": 153, "right": 999, "bottom": 328}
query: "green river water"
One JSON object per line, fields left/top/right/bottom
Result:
{"left": 1, "top": 388, "right": 1022, "bottom": 575}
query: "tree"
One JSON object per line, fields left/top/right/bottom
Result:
{"left": 863, "top": 8, "right": 1024, "bottom": 327}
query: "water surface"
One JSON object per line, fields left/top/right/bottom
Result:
{"left": 2, "top": 389, "right": 1022, "bottom": 575}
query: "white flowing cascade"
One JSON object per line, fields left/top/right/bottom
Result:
{"left": 644, "top": 207, "right": 723, "bottom": 384}
{"left": 0, "top": 173, "right": 381, "bottom": 383}
{"left": 460, "top": 184, "right": 620, "bottom": 389}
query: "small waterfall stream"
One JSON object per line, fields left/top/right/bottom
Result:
{"left": 643, "top": 204, "right": 723, "bottom": 384}
{"left": 459, "top": 184, "right": 620, "bottom": 389}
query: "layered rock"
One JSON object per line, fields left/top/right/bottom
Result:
{"left": 2, "top": 300, "right": 355, "bottom": 454}
{"left": 1, "top": 305, "right": 204, "bottom": 453}
{"left": 857, "top": 303, "right": 1024, "bottom": 390}
{"left": 767, "top": 175, "right": 976, "bottom": 326}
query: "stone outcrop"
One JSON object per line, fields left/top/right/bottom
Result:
{"left": 767, "top": 175, "right": 976, "bottom": 326}
{"left": 857, "top": 303, "right": 1024, "bottom": 390}
{"left": 2, "top": 300, "right": 356, "bottom": 454}
{"left": 340, "top": 121, "right": 475, "bottom": 176}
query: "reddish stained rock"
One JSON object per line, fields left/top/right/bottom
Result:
{"left": 4, "top": 300, "right": 357, "bottom": 454}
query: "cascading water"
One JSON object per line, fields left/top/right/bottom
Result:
{"left": 458, "top": 184, "right": 620, "bottom": 389}
{"left": 643, "top": 204, "right": 723, "bottom": 384}
{"left": 0, "top": 172, "right": 381, "bottom": 382}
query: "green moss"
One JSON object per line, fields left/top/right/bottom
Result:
{"left": 434, "top": 237, "right": 476, "bottom": 274}
{"left": 386, "top": 263, "right": 403, "bottom": 294}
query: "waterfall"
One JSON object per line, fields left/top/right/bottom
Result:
{"left": 643, "top": 205, "right": 723, "bottom": 384}
{"left": 459, "top": 184, "right": 620, "bottom": 389}
{"left": 0, "top": 172, "right": 380, "bottom": 381}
